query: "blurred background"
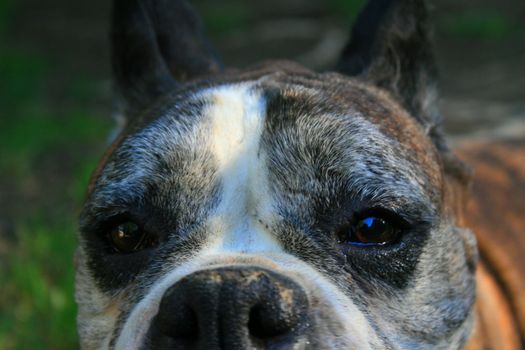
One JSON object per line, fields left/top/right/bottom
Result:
{"left": 0, "top": 0, "right": 524, "bottom": 348}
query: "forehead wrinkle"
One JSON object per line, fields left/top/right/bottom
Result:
{"left": 330, "top": 113, "right": 435, "bottom": 210}
{"left": 279, "top": 77, "right": 441, "bottom": 205}
{"left": 85, "top": 95, "right": 214, "bottom": 216}
{"left": 347, "top": 85, "right": 442, "bottom": 198}
{"left": 261, "top": 90, "right": 436, "bottom": 215}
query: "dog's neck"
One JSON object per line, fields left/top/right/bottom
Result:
{"left": 466, "top": 262, "right": 521, "bottom": 350}
{"left": 459, "top": 140, "right": 525, "bottom": 349}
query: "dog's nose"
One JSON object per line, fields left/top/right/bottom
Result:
{"left": 148, "top": 266, "right": 309, "bottom": 349}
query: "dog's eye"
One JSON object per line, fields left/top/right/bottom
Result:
{"left": 337, "top": 215, "right": 400, "bottom": 246}
{"left": 109, "top": 222, "right": 147, "bottom": 253}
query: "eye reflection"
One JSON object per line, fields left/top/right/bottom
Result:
{"left": 109, "top": 222, "right": 146, "bottom": 253}
{"left": 337, "top": 215, "right": 400, "bottom": 247}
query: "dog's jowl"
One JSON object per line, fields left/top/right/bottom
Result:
{"left": 76, "top": 0, "right": 481, "bottom": 349}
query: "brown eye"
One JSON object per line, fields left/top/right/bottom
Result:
{"left": 109, "top": 222, "right": 146, "bottom": 253}
{"left": 338, "top": 216, "right": 399, "bottom": 246}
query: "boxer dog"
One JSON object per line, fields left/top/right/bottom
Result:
{"left": 76, "top": 0, "right": 523, "bottom": 348}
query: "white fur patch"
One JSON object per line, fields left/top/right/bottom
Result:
{"left": 204, "top": 84, "right": 283, "bottom": 254}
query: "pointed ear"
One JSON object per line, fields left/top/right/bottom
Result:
{"left": 111, "top": 0, "right": 222, "bottom": 112}
{"left": 336, "top": 0, "right": 442, "bottom": 143}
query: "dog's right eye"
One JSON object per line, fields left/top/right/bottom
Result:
{"left": 335, "top": 209, "right": 408, "bottom": 248}
{"left": 109, "top": 222, "right": 149, "bottom": 253}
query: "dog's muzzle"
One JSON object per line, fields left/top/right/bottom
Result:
{"left": 145, "top": 266, "right": 310, "bottom": 349}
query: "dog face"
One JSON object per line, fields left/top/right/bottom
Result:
{"left": 76, "top": 1, "right": 478, "bottom": 349}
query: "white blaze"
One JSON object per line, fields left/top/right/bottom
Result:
{"left": 205, "top": 84, "right": 282, "bottom": 253}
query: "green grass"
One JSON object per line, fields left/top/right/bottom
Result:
{"left": 199, "top": 2, "right": 250, "bottom": 35}
{"left": 197, "top": 0, "right": 367, "bottom": 35}
{"left": 0, "top": 0, "right": 14, "bottom": 41}
{"left": 328, "top": 0, "right": 366, "bottom": 22}
{"left": 0, "top": 84, "right": 110, "bottom": 349}
{"left": 0, "top": 2, "right": 112, "bottom": 347}
{"left": 0, "top": 72, "right": 110, "bottom": 349}
{"left": 0, "top": 220, "right": 78, "bottom": 349}
{"left": 439, "top": 11, "right": 519, "bottom": 40}
{"left": 0, "top": 66, "right": 110, "bottom": 348}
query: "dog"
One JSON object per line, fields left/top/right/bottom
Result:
{"left": 75, "top": 0, "right": 524, "bottom": 348}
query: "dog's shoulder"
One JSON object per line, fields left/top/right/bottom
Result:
{"left": 459, "top": 138, "right": 525, "bottom": 349}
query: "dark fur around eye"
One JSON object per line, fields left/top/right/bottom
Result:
{"left": 333, "top": 208, "right": 432, "bottom": 289}
{"left": 79, "top": 211, "right": 162, "bottom": 291}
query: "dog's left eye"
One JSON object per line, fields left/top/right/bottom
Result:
{"left": 336, "top": 214, "right": 400, "bottom": 247}
{"left": 109, "top": 222, "right": 148, "bottom": 253}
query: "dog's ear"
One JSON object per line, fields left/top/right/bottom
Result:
{"left": 336, "top": 0, "right": 443, "bottom": 146}
{"left": 111, "top": 0, "right": 222, "bottom": 113}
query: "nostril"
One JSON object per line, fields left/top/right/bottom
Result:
{"left": 248, "top": 296, "right": 301, "bottom": 340}
{"left": 155, "top": 297, "right": 199, "bottom": 340}
{"left": 248, "top": 303, "right": 287, "bottom": 339}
